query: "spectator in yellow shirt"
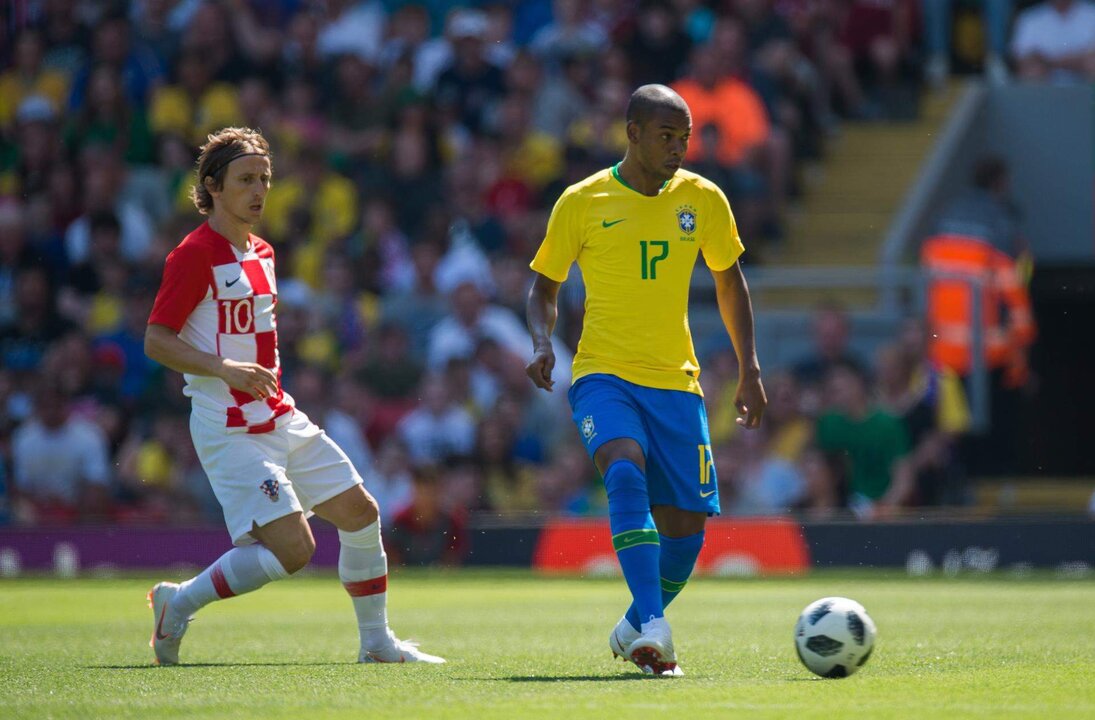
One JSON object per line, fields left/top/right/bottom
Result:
{"left": 149, "top": 51, "right": 241, "bottom": 145}
{"left": 260, "top": 148, "right": 358, "bottom": 287}
{"left": 0, "top": 31, "right": 69, "bottom": 131}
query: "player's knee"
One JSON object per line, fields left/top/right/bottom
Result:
{"left": 603, "top": 459, "right": 650, "bottom": 514}
{"left": 277, "top": 533, "right": 316, "bottom": 575}
{"left": 652, "top": 506, "right": 707, "bottom": 537}
{"left": 316, "top": 485, "right": 380, "bottom": 532}
{"left": 594, "top": 439, "right": 644, "bottom": 475}
{"left": 340, "top": 488, "right": 380, "bottom": 532}
{"left": 358, "top": 491, "right": 380, "bottom": 527}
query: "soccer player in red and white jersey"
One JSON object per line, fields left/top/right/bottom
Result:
{"left": 144, "top": 127, "right": 444, "bottom": 665}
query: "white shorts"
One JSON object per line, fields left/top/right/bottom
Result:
{"left": 190, "top": 409, "right": 363, "bottom": 545}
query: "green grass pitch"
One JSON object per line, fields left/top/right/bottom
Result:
{"left": 1, "top": 569, "right": 1093, "bottom": 719}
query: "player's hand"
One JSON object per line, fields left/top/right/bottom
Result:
{"left": 525, "top": 344, "right": 556, "bottom": 392}
{"left": 734, "top": 370, "right": 767, "bottom": 430}
{"left": 218, "top": 359, "right": 279, "bottom": 400}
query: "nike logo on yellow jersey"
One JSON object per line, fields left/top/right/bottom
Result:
{"left": 602, "top": 218, "right": 626, "bottom": 228}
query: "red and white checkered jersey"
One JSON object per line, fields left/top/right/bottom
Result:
{"left": 149, "top": 222, "right": 294, "bottom": 433}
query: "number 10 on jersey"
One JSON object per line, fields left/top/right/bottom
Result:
{"left": 220, "top": 298, "right": 255, "bottom": 334}
{"left": 640, "top": 240, "right": 669, "bottom": 280}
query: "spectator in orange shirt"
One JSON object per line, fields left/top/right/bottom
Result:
{"left": 673, "top": 42, "right": 791, "bottom": 240}
{"left": 673, "top": 43, "right": 770, "bottom": 167}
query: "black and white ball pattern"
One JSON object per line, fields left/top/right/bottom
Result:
{"left": 794, "top": 596, "right": 877, "bottom": 678}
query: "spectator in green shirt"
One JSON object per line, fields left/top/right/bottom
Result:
{"left": 817, "top": 360, "right": 915, "bottom": 518}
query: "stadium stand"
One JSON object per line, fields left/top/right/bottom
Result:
{"left": 0, "top": 0, "right": 1091, "bottom": 553}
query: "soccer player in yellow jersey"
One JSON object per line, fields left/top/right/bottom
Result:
{"left": 525, "top": 84, "right": 767, "bottom": 676}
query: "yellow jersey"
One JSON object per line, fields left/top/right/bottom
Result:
{"left": 530, "top": 164, "right": 744, "bottom": 395}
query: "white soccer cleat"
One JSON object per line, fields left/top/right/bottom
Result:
{"left": 609, "top": 616, "right": 641, "bottom": 663}
{"left": 627, "top": 617, "right": 683, "bottom": 677}
{"left": 359, "top": 628, "right": 446, "bottom": 664}
{"left": 148, "top": 582, "right": 191, "bottom": 666}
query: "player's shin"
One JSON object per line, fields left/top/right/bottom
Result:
{"left": 338, "top": 522, "right": 390, "bottom": 649}
{"left": 604, "top": 460, "right": 663, "bottom": 625}
{"left": 625, "top": 531, "right": 705, "bottom": 630}
{"left": 172, "top": 544, "right": 289, "bottom": 618}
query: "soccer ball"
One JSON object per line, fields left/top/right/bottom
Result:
{"left": 794, "top": 596, "right": 876, "bottom": 678}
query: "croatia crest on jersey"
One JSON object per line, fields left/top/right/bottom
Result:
{"left": 260, "top": 478, "right": 280, "bottom": 502}
{"left": 676, "top": 205, "right": 697, "bottom": 236}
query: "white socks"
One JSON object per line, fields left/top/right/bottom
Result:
{"left": 338, "top": 521, "right": 390, "bottom": 649}
{"left": 172, "top": 544, "right": 289, "bottom": 619}
{"left": 168, "top": 524, "right": 390, "bottom": 653}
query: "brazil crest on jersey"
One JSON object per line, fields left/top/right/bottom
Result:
{"left": 530, "top": 164, "right": 744, "bottom": 395}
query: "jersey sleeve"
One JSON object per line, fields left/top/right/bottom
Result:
{"left": 148, "top": 241, "right": 211, "bottom": 333}
{"left": 700, "top": 183, "right": 745, "bottom": 272}
{"left": 530, "top": 189, "right": 583, "bottom": 282}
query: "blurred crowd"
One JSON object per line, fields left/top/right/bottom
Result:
{"left": 0, "top": 0, "right": 1083, "bottom": 562}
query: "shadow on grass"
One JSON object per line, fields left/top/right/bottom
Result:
{"left": 88, "top": 662, "right": 352, "bottom": 669}
{"left": 503, "top": 675, "right": 648, "bottom": 682}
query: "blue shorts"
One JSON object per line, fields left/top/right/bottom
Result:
{"left": 568, "top": 374, "right": 720, "bottom": 515}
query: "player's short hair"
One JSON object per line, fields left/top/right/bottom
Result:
{"left": 626, "top": 84, "right": 690, "bottom": 127}
{"left": 190, "top": 127, "right": 271, "bottom": 215}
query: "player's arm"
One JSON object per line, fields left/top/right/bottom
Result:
{"left": 145, "top": 323, "right": 278, "bottom": 400}
{"left": 712, "top": 261, "right": 767, "bottom": 429}
{"left": 524, "top": 272, "right": 562, "bottom": 392}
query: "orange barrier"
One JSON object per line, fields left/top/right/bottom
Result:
{"left": 532, "top": 518, "right": 810, "bottom": 576}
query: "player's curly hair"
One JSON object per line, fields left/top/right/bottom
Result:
{"left": 189, "top": 127, "right": 271, "bottom": 215}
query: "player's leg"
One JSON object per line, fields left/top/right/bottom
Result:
{"left": 612, "top": 510, "right": 704, "bottom": 671}
{"left": 178, "top": 512, "right": 311, "bottom": 610}
{"left": 150, "top": 421, "right": 304, "bottom": 665}
{"left": 596, "top": 438, "right": 681, "bottom": 676}
{"left": 151, "top": 514, "right": 309, "bottom": 665}
{"left": 288, "top": 411, "right": 443, "bottom": 663}
{"left": 569, "top": 376, "right": 674, "bottom": 673}
{"left": 617, "top": 385, "right": 718, "bottom": 675}
{"left": 621, "top": 506, "right": 707, "bottom": 633}
{"left": 594, "top": 439, "right": 664, "bottom": 629}
{"left": 651, "top": 506, "right": 707, "bottom": 609}
{"left": 596, "top": 453, "right": 682, "bottom": 677}
{"left": 311, "top": 485, "right": 441, "bottom": 663}
{"left": 571, "top": 377, "right": 663, "bottom": 629}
